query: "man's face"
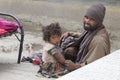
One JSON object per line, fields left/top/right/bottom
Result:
{"left": 83, "top": 16, "right": 98, "bottom": 31}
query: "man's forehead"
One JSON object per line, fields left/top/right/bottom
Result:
{"left": 84, "top": 16, "right": 96, "bottom": 21}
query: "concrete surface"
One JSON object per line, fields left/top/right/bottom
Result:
{"left": 56, "top": 49, "right": 120, "bottom": 80}
{"left": 0, "top": 52, "right": 55, "bottom": 80}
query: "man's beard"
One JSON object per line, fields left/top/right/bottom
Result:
{"left": 84, "top": 22, "right": 98, "bottom": 31}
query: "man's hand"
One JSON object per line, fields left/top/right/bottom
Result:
{"left": 64, "top": 60, "right": 81, "bottom": 71}
{"left": 61, "top": 32, "right": 70, "bottom": 42}
{"left": 61, "top": 32, "right": 80, "bottom": 42}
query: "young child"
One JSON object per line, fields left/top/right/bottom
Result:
{"left": 38, "top": 22, "right": 68, "bottom": 78}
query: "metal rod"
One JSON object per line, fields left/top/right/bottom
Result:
{"left": 0, "top": 12, "right": 24, "bottom": 64}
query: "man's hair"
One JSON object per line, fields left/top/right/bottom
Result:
{"left": 42, "top": 22, "right": 62, "bottom": 42}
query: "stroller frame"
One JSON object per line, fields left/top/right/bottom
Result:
{"left": 0, "top": 12, "right": 24, "bottom": 64}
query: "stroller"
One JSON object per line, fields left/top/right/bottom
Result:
{"left": 0, "top": 12, "right": 24, "bottom": 64}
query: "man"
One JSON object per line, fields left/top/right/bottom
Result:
{"left": 64, "top": 3, "right": 110, "bottom": 71}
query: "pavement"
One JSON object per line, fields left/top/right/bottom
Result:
{"left": 0, "top": 33, "right": 56, "bottom": 80}
{"left": 0, "top": 52, "right": 55, "bottom": 80}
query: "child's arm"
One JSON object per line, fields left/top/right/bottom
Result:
{"left": 48, "top": 46, "right": 65, "bottom": 64}
{"left": 53, "top": 52, "right": 65, "bottom": 64}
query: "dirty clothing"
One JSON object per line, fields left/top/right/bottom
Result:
{"left": 76, "top": 3, "right": 110, "bottom": 66}
{"left": 42, "top": 42, "right": 60, "bottom": 63}
{"left": 60, "top": 35, "right": 79, "bottom": 62}
{"left": 39, "top": 42, "right": 67, "bottom": 78}
{"left": 77, "top": 28, "right": 110, "bottom": 66}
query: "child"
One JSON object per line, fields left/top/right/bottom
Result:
{"left": 38, "top": 22, "right": 68, "bottom": 78}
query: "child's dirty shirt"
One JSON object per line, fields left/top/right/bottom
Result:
{"left": 42, "top": 42, "right": 60, "bottom": 63}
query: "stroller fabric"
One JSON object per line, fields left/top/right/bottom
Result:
{"left": 0, "top": 18, "right": 18, "bottom": 36}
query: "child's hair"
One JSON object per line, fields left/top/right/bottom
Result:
{"left": 42, "top": 22, "right": 62, "bottom": 42}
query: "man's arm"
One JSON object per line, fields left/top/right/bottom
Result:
{"left": 61, "top": 32, "right": 80, "bottom": 42}
{"left": 85, "top": 35, "right": 110, "bottom": 65}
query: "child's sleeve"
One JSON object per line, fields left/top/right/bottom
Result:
{"left": 47, "top": 46, "right": 59, "bottom": 55}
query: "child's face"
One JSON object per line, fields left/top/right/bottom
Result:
{"left": 49, "top": 35, "right": 61, "bottom": 45}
